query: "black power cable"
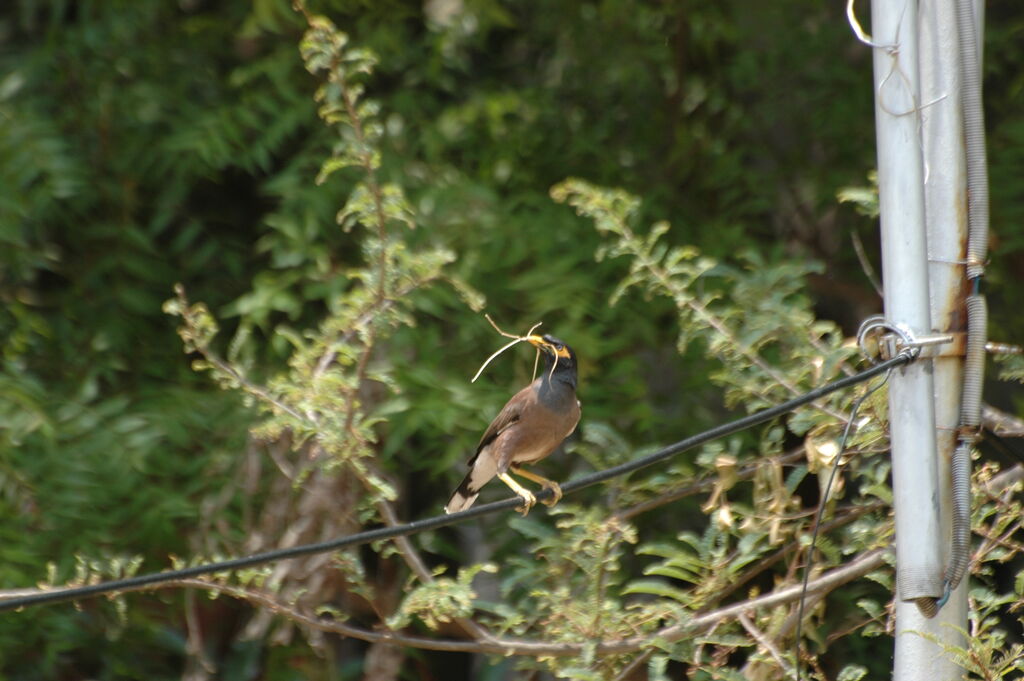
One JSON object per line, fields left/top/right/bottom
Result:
{"left": 793, "top": 365, "right": 896, "bottom": 681}
{"left": 0, "top": 353, "right": 911, "bottom": 614}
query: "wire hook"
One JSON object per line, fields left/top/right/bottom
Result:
{"left": 857, "top": 315, "right": 920, "bottom": 364}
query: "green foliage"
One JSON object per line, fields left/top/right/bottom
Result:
{"left": 628, "top": 526, "right": 773, "bottom": 610}
{"left": 508, "top": 508, "right": 638, "bottom": 634}
{"left": 552, "top": 178, "right": 858, "bottom": 417}
{"left": 994, "top": 353, "right": 1024, "bottom": 385}
{"left": 389, "top": 563, "right": 497, "bottom": 630}
{"left": 911, "top": 589, "right": 1024, "bottom": 680}
{"left": 165, "top": 12, "right": 474, "bottom": 507}
{"left": 2, "top": 1, "right": 1023, "bottom": 679}
{"left": 837, "top": 665, "right": 868, "bottom": 681}
{"left": 837, "top": 172, "right": 881, "bottom": 219}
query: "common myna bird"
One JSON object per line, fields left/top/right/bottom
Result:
{"left": 445, "top": 334, "right": 580, "bottom": 516}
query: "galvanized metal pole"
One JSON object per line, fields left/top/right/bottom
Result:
{"left": 892, "top": 0, "right": 970, "bottom": 677}
{"left": 868, "top": 4, "right": 946, "bottom": 679}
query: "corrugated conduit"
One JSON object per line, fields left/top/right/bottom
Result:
{"left": 944, "top": 0, "right": 989, "bottom": 597}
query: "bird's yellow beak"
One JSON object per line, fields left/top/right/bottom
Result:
{"left": 526, "top": 335, "right": 571, "bottom": 359}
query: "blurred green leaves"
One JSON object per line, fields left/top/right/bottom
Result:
{"left": 2, "top": 1, "right": 1023, "bottom": 680}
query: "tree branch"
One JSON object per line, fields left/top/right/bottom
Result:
{"left": 984, "top": 464, "right": 1024, "bottom": 495}
{"left": 983, "top": 403, "right": 1024, "bottom": 438}
{"left": 649, "top": 547, "right": 887, "bottom": 650}
{"left": 0, "top": 547, "right": 888, "bottom": 659}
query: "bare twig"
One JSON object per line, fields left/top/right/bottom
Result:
{"left": 780, "top": 592, "right": 825, "bottom": 640}
{"left": 851, "top": 229, "right": 883, "bottom": 297}
{"left": 591, "top": 530, "right": 614, "bottom": 637}
{"left": 738, "top": 612, "right": 793, "bottom": 676}
{"left": 174, "top": 287, "right": 305, "bottom": 423}
{"left": 612, "top": 649, "right": 653, "bottom": 681}
{"left": 973, "top": 520, "right": 1024, "bottom": 566}
{"left": 184, "top": 589, "right": 217, "bottom": 676}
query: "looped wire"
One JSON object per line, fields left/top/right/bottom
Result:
{"left": 846, "top": 0, "right": 894, "bottom": 50}
{"left": 856, "top": 315, "right": 921, "bottom": 364}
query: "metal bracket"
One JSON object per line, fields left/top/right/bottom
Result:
{"left": 856, "top": 315, "right": 962, "bottom": 363}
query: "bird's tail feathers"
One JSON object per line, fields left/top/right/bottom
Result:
{"left": 444, "top": 451, "right": 497, "bottom": 514}
{"left": 444, "top": 476, "right": 480, "bottom": 514}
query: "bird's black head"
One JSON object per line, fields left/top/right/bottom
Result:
{"left": 528, "top": 334, "right": 577, "bottom": 388}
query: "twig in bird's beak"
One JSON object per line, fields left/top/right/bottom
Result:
{"left": 531, "top": 344, "right": 541, "bottom": 382}
{"left": 526, "top": 335, "right": 559, "bottom": 383}
{"left": 471, "top": 316, "right": 544, "bottom": 383}
{"left": 523, "top": 334, "right": 554, "bottom": 382}
{"left": 484, "top": 313, "right": 537, "bottom": 340}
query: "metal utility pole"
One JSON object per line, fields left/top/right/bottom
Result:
{"left": 892, "top": 0, "right": 971, "bottom": 677}
{"left": 868, "top": 0, "right": 985, "bottom": 678}
{"left": 869, "top": 0, "right": 946, "bottom": 636}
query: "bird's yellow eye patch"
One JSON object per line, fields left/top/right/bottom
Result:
{"left": 554, "top": 345, "right": 571, "bottom": 359}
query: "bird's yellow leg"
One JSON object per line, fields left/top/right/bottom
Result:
{"left": 498, "top": 472, "right": 537, "bottom": 516}
{"left": 510, "top": 467, "right": 563, "bottom": 507}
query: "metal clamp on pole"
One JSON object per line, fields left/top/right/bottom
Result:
{"left": 856, "top": 316, "right": 961, "bottom": 362}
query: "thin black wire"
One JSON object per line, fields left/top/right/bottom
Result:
{"left": 792, "top": 364, "right": 896, "bottom": 681}
{"left": 0, "top": 354, "right": 911, "bottom": 614}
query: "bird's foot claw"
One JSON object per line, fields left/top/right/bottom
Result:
{"left": 516, "top": 490, "right": 537, "bottom": 516}
{"left": 540, "top": 482, "right": 562, "bottom": 507}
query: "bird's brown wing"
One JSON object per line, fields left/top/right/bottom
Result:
{"left": 467, "top": 385, "right": 530, "bottom": 465}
